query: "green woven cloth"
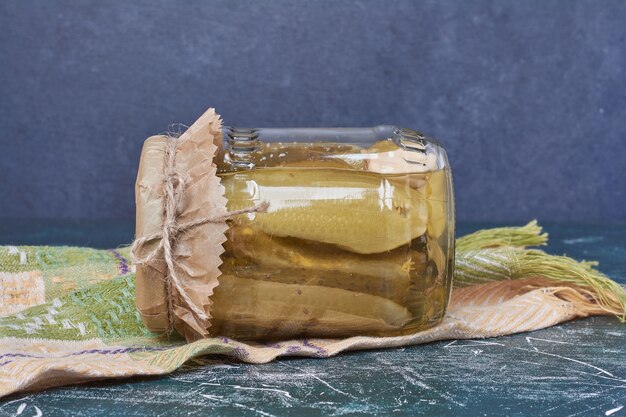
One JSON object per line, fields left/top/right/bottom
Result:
{"left": 0, "top": 222, "right": 624, "bottom": 397}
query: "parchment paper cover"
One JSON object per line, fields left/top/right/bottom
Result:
{"left": 134, "top": 108, "right": 228, "bottom": 341}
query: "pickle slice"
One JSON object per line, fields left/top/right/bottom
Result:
{"left": 222, "top": 260, "right": 413, "bottom": 306}
{"left": 222, "top": 168, "right": 428, "bottom": 254}
{"left": 211, "top": 276, "right": 412, "bottom": 339}
{"left": 426, "top": 238, "right": 447, "bottom": 289}
{"left": 224, "top": 226, "right": 419, "bottom": 279}
{"left": 222, "top": 227, "right": 428, "bottom": 304}
{"left": 424, "top": 169, "right": 448, "bottom": 239}
{"left": 212, "top": 302, "right": 407, "bottom": 340}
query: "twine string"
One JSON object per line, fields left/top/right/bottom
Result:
{"left": 131, "top": 137, "right": 268, "bottom": 332}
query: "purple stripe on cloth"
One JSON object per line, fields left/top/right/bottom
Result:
{"left": 109, "top": 249, "right": 131, "bottom": 275}
{"left": 0, "top": 344, "right": 179, "bottom": 365}
{"left": 232, "top": 347, "right": 250, "bottom": 358}
{"left": 302, "top": 339, "right": 328, "bottom": 357}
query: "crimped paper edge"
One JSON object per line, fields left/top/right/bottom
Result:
{"left": 135, "top": 108, "right": 228, "bottom": 341}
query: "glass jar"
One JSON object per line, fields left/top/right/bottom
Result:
{"left": 209, "top": 126, "right": 455, "bottom": 340}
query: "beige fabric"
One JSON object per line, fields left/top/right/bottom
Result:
{"left": 0, "top": 271, "right": 45, "bottom": 316}
{"left": 0, "top": 277, "right": 609, "bottom": 397}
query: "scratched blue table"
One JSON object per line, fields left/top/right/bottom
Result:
{"left": 0, "top": 222, "right": 624, "bottom": 417}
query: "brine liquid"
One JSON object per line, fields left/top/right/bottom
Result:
{"left": 210, "top": 143, "right": 453, "bottom": 340}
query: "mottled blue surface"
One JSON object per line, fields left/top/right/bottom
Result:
{"left": 0, "top": 222, "right": 624, "bottom": 416}
{"left": 1, "top": 1, "right": 625, "bottom": 222}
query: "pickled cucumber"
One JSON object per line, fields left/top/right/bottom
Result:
{"left": 222, "top": 226, "right": 428, "bottom": 304}
{"left": 424, "top": 169, "right": 448, "bottom": 238}
{"left": 211, "top": 276, "right": 412, "bottom": 339}
{"left": 214, "top": 140, "right": 451, "bottom": 340}
{"left": 403, "top": 239, "right": 447, "bottom": 319}
{"left": 223, "top": 264, "right": 412, "bottom": 306}
{"left": 224, "top": 226, "right": 421, "bottom": 279}
{"left": 222, "top": 168, "right": 428, "bottom": 254}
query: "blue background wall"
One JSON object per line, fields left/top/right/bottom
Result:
{"left": 1, "top": 0, "right": 625, "bottom": 223}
